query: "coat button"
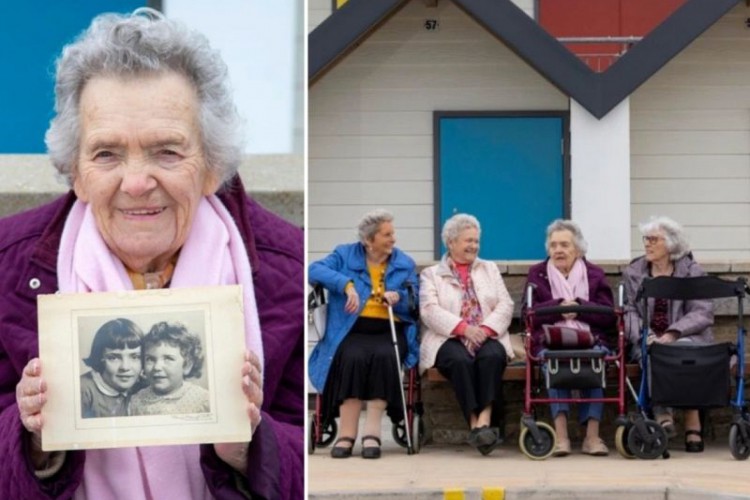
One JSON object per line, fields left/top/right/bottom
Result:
{"left": 29, "top": 278, "right": 41, "bottom": 290}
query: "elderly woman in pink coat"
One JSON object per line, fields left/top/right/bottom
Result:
{"left": 419, "top": 214, "right": 514, "bottom": 455}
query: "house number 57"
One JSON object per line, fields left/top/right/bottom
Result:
{"left": 424, "top": 19, "right": 439, "bottom": 31}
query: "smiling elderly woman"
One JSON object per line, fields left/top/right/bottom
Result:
{"left": 2, "top": 10, "right": 303, "bottom": 500}
{"left": 419, "top": 214, "right": 514, "bottom": 456}
{"left": 522, "top": 219, "right": 615, "bottom": 457}
{"left": 623, "top": 216, "right": 713, "bottom": 453}
{"left": 308, "top": 209, "right": 419, "bottom": 460}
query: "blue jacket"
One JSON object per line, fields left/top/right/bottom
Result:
{"left": 307, "top": 242, "right": 419, "bottom": 392}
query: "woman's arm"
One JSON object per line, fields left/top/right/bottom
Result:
{"left": 669, "top": 262, "right": 714, "bottom": 337}
{"left": 419, "top": 267, "right": 463, "bottom": 338}
{"left": 308, "top": 246, "right": 352, "bottom": 294}
{"left": 479, "top": 264, "right": 514, "bottom": 337}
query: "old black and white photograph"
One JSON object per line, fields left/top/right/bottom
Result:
{"left": 38, "top": 285, "right": 250, "bottom": 451}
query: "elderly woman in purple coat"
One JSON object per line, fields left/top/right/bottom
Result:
{"left": 623, "top": 216, "right": 712, "bottom": 453}
{"left": 3, "top": 9, "right": 303, "bottom": 499}
{"left": 522, "top": 220, "right": 615, "bottom": 457}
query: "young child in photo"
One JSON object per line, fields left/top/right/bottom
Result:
{"left": 81, "top": 318, "right": 144, "bottom": 418}
{"left": 129, "top": 321, "right": 210, "bottom": 416}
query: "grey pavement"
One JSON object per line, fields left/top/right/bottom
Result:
{"left": 308, "top": 415, "right": 750, "bottom": 499}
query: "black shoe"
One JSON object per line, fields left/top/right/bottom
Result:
{"left": 330, "top": 437, "right": 355, "bottom": 458}
{"left": 468, "top": 426, "right": 496, "bottom": 448}
{"left": 685, "top": 430, "right": 704, "bottom": 453}
{"left": 361, "top": 435, "right": 382, "bottom": 459}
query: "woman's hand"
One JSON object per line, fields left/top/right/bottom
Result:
{"left": 16, "top": 358, "right": 50, "bottom": 468}
{"left": 654, "top": 331, "right": 678, "bottom": 344}
{"left": 463, "top": 325, "right": 487, "bottom": 350}
{"left": 344, "top": 286, "right": 360, "bottom": 314}
{"left": 214, "top": 350, "right": 263, "bottom": 473}
{"left": 382, "top": 290, "right": 400, "bottom": 306}
{"left": 560, "top": 300, "right": 578, "bottom": 320}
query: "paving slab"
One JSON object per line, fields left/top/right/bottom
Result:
{"left": 308, "top": 422, "right": 750, "bottom": 499}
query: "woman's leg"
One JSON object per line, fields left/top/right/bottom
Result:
{"left": 579, "top": 389, "right": 609, "bottom": 455}
{"left": 337, "top": 398, "right": 362, "bottom": 447}
{"left": 362, "top": 399, "right": 386, "bottom": 445}
{"left": 474, "top": 341, "right": 507, "bottom": 429}
{"left": 549, "top": 388, "right": 572, "bottom": 456}
{"left": 435, "top": 339, "right": 479, "bottom": 426}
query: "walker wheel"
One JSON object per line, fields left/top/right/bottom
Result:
{"left": 411, "top": 414, "right": 424, "bottom": 454}
{"left": 310, "top": 418, "right": 337, "bottom": 450}
{"left": 392, "top": 416, "right": 424, "bottom": 450}
{"left": 627, "top": 420, "right": 667, "bottom": 460}
{"left": 308, "top": 418, "right": 316, "bottom": 455}
{"left": 519, "top": 421, "right": 555, "bottom": 460}
{"left": 729, "top": 423, "right": 750, "bottom": 461}
{"left": 615, "top": 424, "right": 635, "bottom": 459}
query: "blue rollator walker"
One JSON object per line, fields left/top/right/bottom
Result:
{"left": 626, "top": 275, "right": 750, "bottom": 460}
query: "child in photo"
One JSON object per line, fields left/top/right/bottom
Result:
{"left": 81, "top": 318, "right": 144, "bottom": 418}
{"left": 129, "top": 321, "right": 210, "bottom": 416}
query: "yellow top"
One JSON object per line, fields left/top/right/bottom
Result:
{"left": 360, "top": 261, "right": 401, "bottom": 321}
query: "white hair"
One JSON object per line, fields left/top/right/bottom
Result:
{"left": 441, "top": 213, "right": 481, "bottom": 247}
{"left": 639, "top": 216, "right": 690, "bottom": 260}
{"left": 545, "top": 219, "right": 588, "bottom": 255}
{"left": 357, "top": 209, "right": 394, "bottom": 243}
{"left": 45, "top": 8, "right": 244, "bottom": 187}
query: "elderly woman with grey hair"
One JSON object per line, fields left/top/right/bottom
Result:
{"left": 419, "top": 214, "right": 514, "bottom": 455}
{"left": 623, "top": 216, "right": 713, "bottom": 453}
{"left": 308, "top": 209, "right": 419, "bottom": 459}
{"left": 522, "top": 219, "right": 615, "bottom": 457}
{"left": 7, "top": 9, "right": 304, "bottom": 499}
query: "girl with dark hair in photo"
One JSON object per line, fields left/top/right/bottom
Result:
{"left": 80, "top": 318, "right": 144, "bottom": 418}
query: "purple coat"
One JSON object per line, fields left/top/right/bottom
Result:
{"left": 0, "top": 177, "right": 303, "bottom": 500}
{"left": 521, "top": 259, "right": 616, "bottom": 356}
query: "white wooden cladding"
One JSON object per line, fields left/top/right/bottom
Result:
{"left": 630, "top": 4, "right": 750, "bottom": 260}
{"left": 309, "top": 1, "right": 565, "bottom": 265}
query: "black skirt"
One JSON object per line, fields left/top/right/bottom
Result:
{"left": 322, "top": 317, "right": 407, "bottom": 424}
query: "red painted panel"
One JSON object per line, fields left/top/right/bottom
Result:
{"left": 538, "top": 0, "right": 688, "bottom": 72}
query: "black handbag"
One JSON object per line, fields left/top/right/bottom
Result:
{"left": 649, "top": 342, "right": 732, "bottom": 408}
{"left": 544, "top": 349, "right": 606, "bottom": 390}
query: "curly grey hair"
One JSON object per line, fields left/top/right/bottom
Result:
{"left": 357, "top": 209, "right": 394, "bottom": 243}
{"left": 441, "top": 213, "right": 481, "bottom": 247}
{"left": 639, "top": 216, "right": 690, "bottom": 260}
{"left": 45, "top": 7, "right": 243, "bottom": 187}
{"left": 545, "top": 219, "right": 588, "bottom": 256}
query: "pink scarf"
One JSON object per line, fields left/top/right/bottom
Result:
{"left": 58, "top": 196, "right": 263, "bottom": 500}
{"left": 546, "top": 258, "right": 591, "bottom": 332}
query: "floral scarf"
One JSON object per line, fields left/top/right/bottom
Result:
{"left": 449, "top": 259, "right": 483, "bottom": 355}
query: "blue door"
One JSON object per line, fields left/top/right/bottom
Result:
{"left": 436, "top": 114, "right": 567, "bottom": 260}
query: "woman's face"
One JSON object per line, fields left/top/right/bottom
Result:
{"left": 548, "top": 229, "right": 580, "bottom": 274}
{"left": 447, "top": 227, "right": 479, "bottom": 264}
{"left": 73, "top": 72, "right": 219, "bottom": 273}
{"left": 100, "top": 346, "right": 142, "bottom": 392}
{"left": 643, "top": 230, "right": 670, "bottom": 264}
{"left": 367, "top": 221, "right": 396, "bottom": 257}
{"left": 143, "top": 341, "right": 192, "bottom": 395}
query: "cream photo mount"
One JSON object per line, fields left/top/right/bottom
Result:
{"left": 38, "top": 285, "right": 251, "bottom": 451}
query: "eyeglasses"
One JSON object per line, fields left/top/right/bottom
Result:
{"left": 642, "top": 235, "right": 663, "bottom": 245}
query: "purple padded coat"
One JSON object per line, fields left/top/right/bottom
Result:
{"left": 0, "top": 177, "right": 303, "bottom": 500}
{"left": 521, "top": 258, "right": 616, "bottom": 356}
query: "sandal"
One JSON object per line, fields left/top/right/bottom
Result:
{"left": 330, "top": 437, "right": 355, "bottom": 458}
{"left": 361, "top": 435, "right": 382, "bottom": 459}
{"left": 685, "top": 430, "right": 704, "bottom": 453}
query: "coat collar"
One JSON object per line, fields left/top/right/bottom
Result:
{"left": 345, "top": 242, "right": 412, "bottom": 273}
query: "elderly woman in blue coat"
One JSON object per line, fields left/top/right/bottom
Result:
{"left": 308, "top": 209, "right": 419, "bottom": 459}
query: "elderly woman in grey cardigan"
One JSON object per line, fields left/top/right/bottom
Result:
{"left": 419, "top": 214, "right": 514, "bottom": 456}
{"left": 623, "top": 216, "right": 713, "bottom": 453}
